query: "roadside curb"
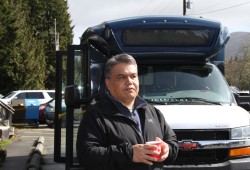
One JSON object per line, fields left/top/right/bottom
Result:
{"left": 27, "top": 136, "right": 45, "bottom": 170}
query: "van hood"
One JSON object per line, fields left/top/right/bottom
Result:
{"left": 155, "top": 105, "right": 250, "bottom": 129}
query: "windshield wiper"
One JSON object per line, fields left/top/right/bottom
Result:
{"left": 144, "top": 99, "right": 167, "bottom": 105}
{"left": 169, "top": 97, "right": 222, "bottom": 105}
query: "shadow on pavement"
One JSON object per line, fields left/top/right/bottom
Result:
{"left": 1, "top": 155, "right": 29, "bottom": 170}
{"left": 1, "top": 123, "right": 50, "bottom": 170}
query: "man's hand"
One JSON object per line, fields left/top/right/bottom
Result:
{"left": 155, "top": 137, "right": 169, "bottom": 162}
{"left": 132, "top": 137, "right": 170, "bottom": 165}
{"left": 132, "top": 144, "right": 158, "bottom": 165}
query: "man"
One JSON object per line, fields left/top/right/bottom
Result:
{"left": 76, "top": 53, "right": 178, "bottom": 170}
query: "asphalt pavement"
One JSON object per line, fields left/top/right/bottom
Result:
{"left": 1, "top": 124, "right": 65, "bottom": 170}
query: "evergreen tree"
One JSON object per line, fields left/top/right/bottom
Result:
{"left": 0, "top": 0, "right": 16, "bottom": 94}
{"left": 0, "top": 0, "right": 46, "bottom": 94}
{"left": 0, "top": 0, "right": 73, "bottom": 94}
{"left": 26, "top": 0, "right": 73, "bottom": 89}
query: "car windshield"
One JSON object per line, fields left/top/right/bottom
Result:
{"left": 47, "top": 98, "right": 66, "bottom": 108}
{"left": 48, "top": 92, "right": 55, "bottom": 98}
{"left": 2, "top": 91, "right": 17, "bottom": 99}
{"left": 138, "top": 64, "right": 233, "bottom": 105}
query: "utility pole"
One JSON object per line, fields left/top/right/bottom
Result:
{"left": 184, "top": 0, "right": 192, "bottom": 15}
{"left": 46, "top": 0, "right": 52, "bottom": 56}
{"left": 55, "top": 19, "right": 60, "bottom": 51}
{"left": 183, "top": 0, "right": 186, "bottom": 15}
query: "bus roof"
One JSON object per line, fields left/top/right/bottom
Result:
{"left": 80, "top": 16, "right": 229, "bottom": 62}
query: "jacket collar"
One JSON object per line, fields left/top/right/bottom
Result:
{"left": 106, "top": 92, "right": 147, "bottom": 117}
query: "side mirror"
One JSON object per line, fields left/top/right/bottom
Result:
{"left": 64, "top": 84, "right": 91, "bottom": 108}
{"left": 64, "top": 85, "right": 81, "bottom": 108}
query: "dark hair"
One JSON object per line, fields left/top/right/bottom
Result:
{"left": 105, "top": 53, "right": 137, "bottom": 79}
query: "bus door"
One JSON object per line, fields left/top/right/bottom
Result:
{"left": 55, "top": 45, "right": 85, "bottom": 170}
{"left": 58, "top": 42, "right": 108, "bottom": 169}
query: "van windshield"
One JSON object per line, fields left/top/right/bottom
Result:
{"left": 2, "top": 91, "right": 17, "bottom": 99}
{"left": 138, "top": 64, "right": 233, "bottom": 105}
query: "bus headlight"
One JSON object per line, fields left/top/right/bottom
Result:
{"left": 231, "top": 126, "right": 250, "bottom": 139}
{"left": 230, "top": 126, "right": 250, "bottom": 157}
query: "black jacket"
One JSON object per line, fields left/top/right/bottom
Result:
{"left": 76, "top": 95, "right": 178, "bottom": 170}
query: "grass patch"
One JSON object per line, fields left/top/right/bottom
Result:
{"left": 0, "top": 134, "right": 16, "bottom": 166}
{"left": 0, "top": 134, "right": 16, "bottom": 149}
{"left": 0, "top": 129, "right": 17, "bottom": 166}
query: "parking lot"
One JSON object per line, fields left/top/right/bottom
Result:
{"left": 1, "top": 124, "right": 65, "bottom": 170}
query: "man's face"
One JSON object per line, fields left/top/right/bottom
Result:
{"left": 105, "top": 63, "right": 139, "bottom": 105}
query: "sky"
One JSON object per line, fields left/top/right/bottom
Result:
{"left": 67, "top": 0, "right": 250, "bottom": 44}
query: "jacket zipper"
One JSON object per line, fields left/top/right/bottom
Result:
{"left": 118, "top": 114, "right": 145, "bottom": 143}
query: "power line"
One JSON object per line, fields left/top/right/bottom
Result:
{"left": 158, "top": 0, "right": 175, "bottom": 14}
{"left": 193, "top": 0, "right": 232, "bottom": 13}
{"left": 137, "top": 0, "right": 153, "bottom": 15}
{"left": 138, "top": 0, "right": 175, "bottom": 15}
{"left": 191, "top": 1, "right": 250, "bottom": 15}
{"left": 148, "top": 0, "right": 172, "bottom": 14}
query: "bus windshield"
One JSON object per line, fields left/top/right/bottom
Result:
{"left": 138, "top": 63, "right": 233, "bottom": 105}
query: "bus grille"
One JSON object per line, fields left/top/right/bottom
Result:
{"left": 172, "top": 130, "right": 230, "bottom": 165}
{"left": 176, "top": 130, "right": 230, "bottom": 141}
